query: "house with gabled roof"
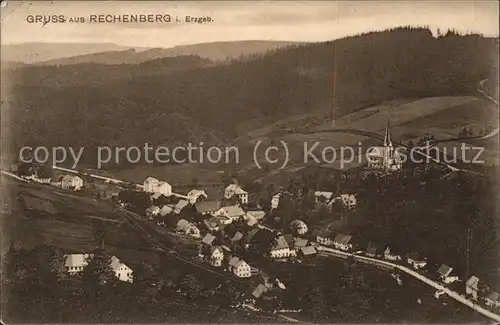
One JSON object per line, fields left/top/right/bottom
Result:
{"left": 252, "top": 283, "right": 269, "bottom": 299}
{"left": 299, "top": 246, "right": 317, "bottom": 258}
{"left": 465, "top": 276, "right": 480, "bottom": 300}
{"left": 407, "top": 252, "right": 427, "bottom": 270}
{"left": 209, "top": 246, "right": 224, "bottom": 267}
{"left": 216, "top": 205, "right": 246, "bottom": 222}
{"left": 195, "top": 200, "right": 221, "bottom": 215}
{"left": 224, "top": 184, "right": 248, "bottom": 204}
{"left": 187, "top": 189, "right": 208, "bottom": 204}
{"left": 143, "top": 177, "right": 172, "bottom": 196}
{"left": 315, "top": 229, "right": 335, "bottom": 246}
{"left": 174, "top": 199, "right": 190, "bottom": 214}
{"left": 290, "top": 219, "right": 308, "bottom": 235}
{"left": 201, "top": 233, "right": 216, "bottom": 246}
{"left": 314, "top": 191, "right": 335, "bottom": 203}
{"left": 485, "top": 291, "right": 500, "bottom": 308}
{"left": 110, "top": 255, "right": 133, "bottom": 283}
{"left": 333, "top": 233, "right": 352, "bottom": 251}
{"left": 383, "top": 246, "right": 401, "bottom": 261}
{"left": 228, "top": 256, "right": 251, "bottom": 278}
{"left": 176, "top": 219, "right": 200, "bottom": 238}
{"left": 158, "top": 205, "right": 173, "bottom": 217}
{"left": 65, "top": 253, "right": 93, "bottom": 275}
{"left": 270, "top": 235, "right": 295, "bottom": 259}
{"left": 437, "top": 264, "right": 458, "bottom": 284}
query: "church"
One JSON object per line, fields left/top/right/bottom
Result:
{"left": 366, "top": 120, "right": 404, "bottom": 172}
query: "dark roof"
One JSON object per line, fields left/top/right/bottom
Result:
{"left": 437, "top": 264, "right": 453, "bottom": 277}
{"left": 334, "top": 233, "right": 352, "bottom": 245}
{"left": 283, "top": 234, "right": 294, "bottom": 247}
{"left": 195, "top": 200, "right": 221, "bottom": 213}
{"left": 245, "top": 228, "right": 261, "bottom": 244}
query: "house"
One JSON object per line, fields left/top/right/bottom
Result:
{"left": 110, "top": 255, "right": 134, "bottom": 283}
{"left": 271, "top": 193, "right": 283, "bottom": 209}
{"left": 176, "top": 219, "right": 200, "bottom": 238}
{"left": 209, "top": 246, "right": 224, "bottom": 267}
{"left": 366, "top": 242, "right": 381, "bottom": 257}
{"left": 143, "top": 177, "right": 172, "bottom": 196}
{"left": 146, "top": 205, "right": 161, "bottom": 217}
{"left": 224, "top": 184, "right": 248, "bottom": 204}
{"left": 203, "top": 217, "right": 222, "bottom": 232}
{"left": 158, "top": 205, "right": 173, "bottom": 217}
{"left": 231, "top": 231, "right": 244, "bottom": 243}
{"left": 252, "top": 283, "right": 269, "bottom": 299}
{"left": 201, "top": 233, "right": 216, "bottom": 246}
{"left": 407, "top": 253, "right": 427, "bottom": 270}
{"left": 294, "top": 237, "right": 309, "bottom": 249}
{"left": 299, "top": 246, "right": 317, "bottom": 258}
{"left": 315, "top": 229, "right": 335, "bottom": 246}
{"left": 246, "top": 210, "right": 266, "bottom": 227}
{"left": 314, "top": 191, "right": 335, "bottom": 203}
{"left": 437, "top": 264, "right": 458, "bottom": 283}
{"left": 290, "top": 219, "right": 308, "bottom": 235}
{"left": 57, "top": 175, "right": 83, "bottom": 191}
{"left": 215, "top": 205, "right": 246, "bottom": 222}
{"left": 65, "top": 254, "right": 132, "bottom": 283}
{"left": 174, "top": 199, "right": 190, "bottom": 214}
{"left": 228, "top": 257, "right": 251, "bottom": 278}
{"left": 150, "top": 192, "right": 166, "bottom": 202}
{"left": 485, "top": 291, "right": 500, "bottom": 308}
{"left": 465, "top": 276, "right": 480, "bottom": 300}
{"left": 333, "top": 233, "right": 352, "bottom": 251}
{"left": 187, "top": 189, "right": 208, "bottom": 204}
{"left": 383, "top": 246, "right": 402, "bottom": 261}
{"left": 330, "top": 194, "right": 357, "bottom": 209}
{"left": 195, "top": 200, "right": 221, "bottom": 215}
{"left": 366, "top": 119, "right": 403, "bottom": 172}
{"left": 270, "top": 235, "right": 295, "bottom": 259}
{"left": 65, "top": 253, "right": 92, "bottom": 275}
{"left": 244, "top": 228, "right": 261, "bottom": 248}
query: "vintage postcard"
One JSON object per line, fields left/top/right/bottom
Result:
{"left": 1, "top": 1, "right": 499, "bottom": 323}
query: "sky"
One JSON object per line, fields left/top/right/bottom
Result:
{"left": 1, "top": 1, "right": 499, "bottom": 48}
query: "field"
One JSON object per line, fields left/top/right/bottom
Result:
{"left": 70, "top": 94, "right": 499, "bottom": 187}
{"left": 1, "top": 176, "right": 152, "bottom": 258}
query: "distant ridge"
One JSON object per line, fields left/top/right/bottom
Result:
{"left": 3, "top": 40, "right": 301, "bottom": 66}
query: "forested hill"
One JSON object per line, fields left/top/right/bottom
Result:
{"left": 3, "top": 27, "right": 498, "bottom": 154}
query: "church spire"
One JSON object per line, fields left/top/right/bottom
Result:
{"left": 384, "top": 118, "right": 392, "bottom": 147}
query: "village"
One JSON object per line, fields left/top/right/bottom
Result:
{"left": 6, "top": 122, "right": 500, "bottom": 318}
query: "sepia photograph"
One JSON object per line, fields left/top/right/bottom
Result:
{"left": 1, "top": 0, "right": 499, "bottom": 323}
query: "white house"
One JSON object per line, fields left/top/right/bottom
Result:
{"left": 314, "top": 191, "right": 335, "bottom": 203}
{"left": 228, "top": 257, "right": 252, "bottom": 278}
{"left": 437, "top": 264, "right": 458, "bottom": 284}
{"left": 110, "top": 255, "right": 133, "bottom": 283}
{"left": 176, "top": 219, "right": 200, "bottom": 238}
{"left": 271, "top": 193, "right": 282, "bottom": 209}
{"left": 407, "top": 253, "right": 427, "bottom": 270}
{"left": 187, "top": 189, "right": 208, "bottom": 204}
{"left": 57, "top": 175, "right": 83, "bottom": 191}
{"left": 383, "top": 247, "right": 402, "bottom": 261}
{"left": 143, "top": 177, "right": 172, "bottom": 196}
{"left": 209, "top": 246, "right": 224, "bottom": 267}
{"left": 290, "top": 219, "right": 308, "bottom": 235}
{"left": 65, "top": 253, "right": 92, "bottom": 275}
{"left": 465, "top": 276, "right": 480, "bottom": 300}
{"left": 270, "top": 235, "right": 295, "bottom": 259}
{"left": 224, "top": 184, "right": 248, "bottom": 204}
{"left": 65, "top": 253, "right": 133, "bottom": 283}
{"left": 333, "top": 233, "right": 352, "bottom": 251}
{"left": 215, "top": 205, "right": 246, "bottom": 223}
{"left": 331, "top": 194, "right": 357, "bottom": 209}
{"left": 316, "top": 229, "right": 335, "bottom": 246}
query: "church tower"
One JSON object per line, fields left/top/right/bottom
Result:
{"left": 384, "top": 119, "right": 395, "bottom": 166}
